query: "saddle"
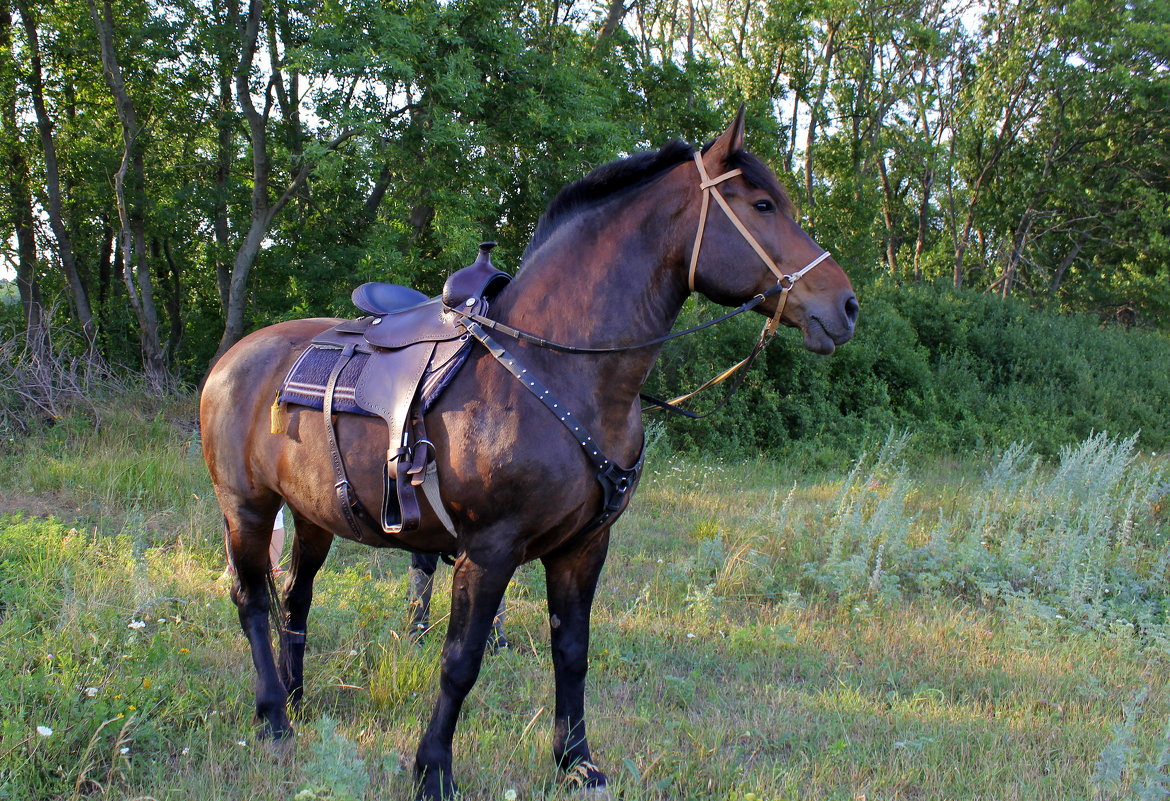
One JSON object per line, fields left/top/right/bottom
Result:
{"left": 276, "top": 243, "right": 511, "bottom": 543}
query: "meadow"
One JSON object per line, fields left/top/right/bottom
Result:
{"left": 2, "top": 396, "right": 1169, "bottom": 801}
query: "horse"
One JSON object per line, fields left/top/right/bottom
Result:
{"left": 200, "top": 110, "right": 857, "bottom": 800}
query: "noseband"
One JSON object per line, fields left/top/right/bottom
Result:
{"left": 688, "top": 151, "right": 831, "bottom": 335}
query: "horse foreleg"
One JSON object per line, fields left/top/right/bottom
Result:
{"left": 542, "top": 528, "right": 611, "bottom": 790}
{"left": 225, "top": 510, "right": 292, "bottom": 740}
{"left": 414, "top": 553, "right": 514, "bottom": 801}
{"left": 279, "top": 513, "right": 334, "bottom": 706}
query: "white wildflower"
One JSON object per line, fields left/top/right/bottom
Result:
{"left": 84, "top": 687, "right": 98, "bottom": 698}
{"left": 36, "top": 726, "right": 53, "bottom": 737}
{"left": 128, "top": 620, "right": 146, "bottom": 630}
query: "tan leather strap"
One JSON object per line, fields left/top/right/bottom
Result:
{"left": 669, "top": 152, "right": 834, "bottom": 411}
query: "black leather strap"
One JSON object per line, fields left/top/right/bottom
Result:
{"left": 324, "top": 344, "right": 366, "bottom": 542}
{"left": 461, "top": 319, "right": 642, "bottom": 531}
{"left": 322, "top": 344, "right": 391, "bottom": 542}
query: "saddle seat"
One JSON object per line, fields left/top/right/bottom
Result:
{"left": 278, "top": 242, "right": 511, "bottom": 540}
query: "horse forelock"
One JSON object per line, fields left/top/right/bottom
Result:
{"left": 522, "top": 139, "right": 696, "bottom": 263}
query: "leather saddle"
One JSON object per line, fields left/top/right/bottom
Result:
{"left": 290, "top": 242, "right": 511, "bottom": 540}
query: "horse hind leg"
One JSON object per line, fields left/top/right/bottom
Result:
{"left": 224, "top": 506, "right": 292, "bottom": 740}
{"left": 278, "top": 512, "right": 334, "bottom": 707}
{"left": 407, "top": 553, "right": 439, "bottom": 644}
{"left": 408, "top": 552, "right": 509, "bottom": 649}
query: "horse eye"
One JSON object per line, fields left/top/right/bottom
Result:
{"left": 754, "top": 199, "right": 776, "bottom": 213}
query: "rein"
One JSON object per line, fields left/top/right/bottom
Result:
{"left": 453, "top": 151, "right": 833, "bottom": 416}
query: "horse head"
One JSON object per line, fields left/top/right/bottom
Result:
{"left": 686, "top": 109, "right": 859, "bottom": 355}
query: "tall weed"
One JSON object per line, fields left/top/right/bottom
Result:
{"left": 801, "top": 431, "right": 1169, "bottom": 631}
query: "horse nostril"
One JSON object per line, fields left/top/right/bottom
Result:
{"left": 843, "top": 294, "right": 859, "bottom": 328}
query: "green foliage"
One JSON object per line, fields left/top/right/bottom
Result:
{"left": 648, "top": 281, "right": 1170, "bottom": 458}
{"left": 798, "top": 430, "right": 1170, "bottom": 633}
{"left": 294, "top": 717, "right": 371, "bottom": 801}
{"left": 4, "top": 0, "right": 1167, "bottom": 386}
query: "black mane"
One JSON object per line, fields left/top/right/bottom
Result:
{"left": 522, "top": 138, "right": 797, "bottom": 262}
{"left": 523, "top": 139, "right": 695, "bottom": 260}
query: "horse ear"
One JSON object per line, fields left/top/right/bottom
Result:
{"left": 708, "top": 104, "right": 746, "bottom": 162}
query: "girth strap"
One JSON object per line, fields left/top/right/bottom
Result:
{"left": 324, "top": 344, "right": 380, "bottom": 541}
{"left": 322, "top": 343, "right": 426, "bottom": 551}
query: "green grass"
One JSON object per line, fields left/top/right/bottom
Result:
{"left": 2, "top": 397, "right": 1169, "bottom": 800}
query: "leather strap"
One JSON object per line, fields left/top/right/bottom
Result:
{"left": 461, "top": 318, "right": 642, "bottom": 530}
{"left": 421, "top": 462, "right": 459, "bottom": 538}
{"left": 324, "top": 344, "right": 375, "bottom": 541}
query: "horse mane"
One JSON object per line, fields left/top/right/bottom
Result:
{"left": 523, "top": 138, "right": 796, "bottom": 262}
{"left": 523, "top": 139, "right": 695, "bottom": 261}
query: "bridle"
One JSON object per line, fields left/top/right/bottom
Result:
{"left": 688, "top": 151, "right": 831, "bottom": 338}
{"left": 453, "top": 148, "right": 834, "bottom": 416}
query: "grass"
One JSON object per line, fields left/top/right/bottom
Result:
{"left": 2, "top": 396, "right": 1169, "bottom": 800}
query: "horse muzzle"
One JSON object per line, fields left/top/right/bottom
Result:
{"left": 800, "top": 292, "right": 858, "bottom": 355}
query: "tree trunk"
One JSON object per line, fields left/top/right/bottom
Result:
{"left": 16, "top": 0, "right": 94, "bottom": 339}
{"left": 211, "top": 0, "right": 235, "bottom": 316}
{"left": 803, "top": 21, "right": 840, "bottom": 222}
{"left": 1050, "top": 231, "right": 1087, "bottom": 294}
{"left": 1, "top": 1, "right": 42, "bottom": 338}
{"left": 89, "top": 0, "right": 168, "bottom": 387}
{"left": 877, "top": 153, "right": 898, "bottom": 277}
{"left": 913, "top": 168, "right": 933, "bottom": 281}
{"left": 597, "top": 0, "right": 629, "bottom": 44}
{"left": 211, "top": 0, "right": 356, "bottom": 363}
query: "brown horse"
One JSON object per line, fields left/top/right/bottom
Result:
{"left": 200, "top": 112, "right": 857, "bottom": 800}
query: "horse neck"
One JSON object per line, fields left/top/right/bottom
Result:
{"left": 491, "top": 187, "right": 692, "bottom": 418}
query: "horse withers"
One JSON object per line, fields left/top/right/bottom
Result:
{"left": 200, "top": 110, "right": 857, "bottom": 800}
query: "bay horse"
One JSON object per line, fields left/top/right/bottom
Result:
{"left": 200, "top": 111, "right": 857, "bottom": 800}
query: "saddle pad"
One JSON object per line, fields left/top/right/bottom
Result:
{"left": 279, "top": 347, "right": 372, "bottom": 416}
{"left": 278, "top": 342, "right": 471, "bottom": 418}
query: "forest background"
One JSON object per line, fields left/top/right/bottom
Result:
{"left": 1, "top": 0, "right": 1168, "bottom": 457}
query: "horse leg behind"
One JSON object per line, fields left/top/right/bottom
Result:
{"left": 413, "top": 549, "right": 516, "bottom": 801}
{"left": 278, "top": 511, "right": 335, "bottom": 706}
{"left": 408, "top": 552, "right": 509, "bottom": 648}
{"left": 223, "top": 501, "right": 293, "bottom": 740}
{"left": 542, "top": 527, "right": 611, "bottom": 790}
{"left": 408, "top": 552, "right": 440, "bottom": 643}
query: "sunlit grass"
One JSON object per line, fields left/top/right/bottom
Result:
{"left": 2, "top": 397, "right": 1169, "bottom": 799}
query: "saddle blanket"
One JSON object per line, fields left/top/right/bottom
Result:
{"left": 278, "top": 342, "right": 470, "bottom": 418}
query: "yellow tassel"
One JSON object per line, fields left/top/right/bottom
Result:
{"left": 270, "top": 397, "right": 287, "bottom": 435}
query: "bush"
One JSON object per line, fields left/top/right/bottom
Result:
{"left": 646, "top": 281, "right": 1170, "bottom": 458}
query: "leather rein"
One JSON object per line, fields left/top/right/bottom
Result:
{"left": 454, "top": 151, "right": 832, "bottom": 417}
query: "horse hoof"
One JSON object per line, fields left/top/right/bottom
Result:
{"left": 267, "top": 733, "right": 296, "bottom": 757}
